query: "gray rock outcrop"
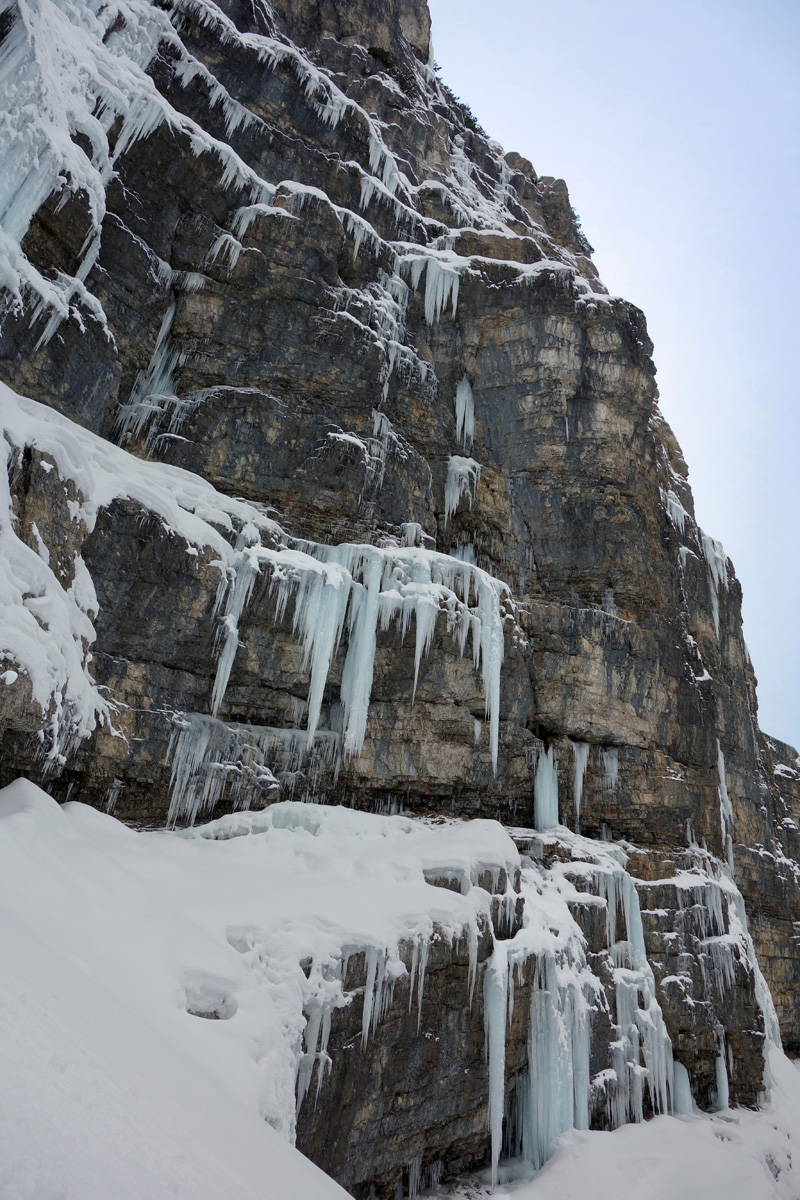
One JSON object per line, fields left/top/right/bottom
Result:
{"left": 1, "top": 0, "right": 799, "bottom": 1192}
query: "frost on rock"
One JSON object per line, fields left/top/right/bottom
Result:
{"left": 114, "top": 299, "right": 183, "bottom": 448}
{"left": 1, "top": 395, "right": 111, "bottom": 761}
{"left": 444, "top": 456, "right": 481, "bottom": 525}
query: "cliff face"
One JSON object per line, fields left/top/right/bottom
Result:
{"left": 2, "top": 0, "right": 800, "bottom": 1192}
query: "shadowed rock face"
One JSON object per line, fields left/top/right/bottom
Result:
{"left": 2, "top": 0, "right": 799, "bottom": 1190}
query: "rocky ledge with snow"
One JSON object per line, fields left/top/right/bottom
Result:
{"left": 1, "top": 0, "right": 800, "bottom": 1195}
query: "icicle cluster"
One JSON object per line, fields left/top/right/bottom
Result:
{"left": 701, "top": 533, "right": 729, "bottom": 637}
{"left": 166, "top": 537, "right": 510, "bottom": 821}
{"left": 444, "top": 456, "right": 482, "bottom": 525}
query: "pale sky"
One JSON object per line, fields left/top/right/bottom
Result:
{"left": 428, "top": 0, "right": 800, "bottom": 748}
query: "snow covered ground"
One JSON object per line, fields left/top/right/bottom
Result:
{"left": 2, "top": 777, "right": 800, "bottom": 1200}
{"left": 0, "top": 777, "right": 516, "bottom": 1198}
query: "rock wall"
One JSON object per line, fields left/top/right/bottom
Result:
{"left": 2, "top": 0, "right": 800, "bottom": 1190}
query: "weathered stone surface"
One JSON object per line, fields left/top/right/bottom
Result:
{"left": 1, "top": 0, "right": 798, "bottom": 1190}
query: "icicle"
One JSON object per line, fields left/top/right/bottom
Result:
{"left": 291, "top": 566, "right": 352, "bottom": 746}
{"left": 339, "top": 551, "right": 382, "bottom": 757}
{"left": 166, "top": 713, "right": 284, "bottom": 827}
{"left": 408, "top": 940, "right": 419, "bottom": 1014}
{"left": 416, "top": 940, "right": 429, "bottom": 1034}
{"left": 467, "top": 926, "right": 478, "bottom": 1006}
{"left": 533, "top": 746, "right": 559, "bottom": 830}
{"left": 454, "top": 376, "right": 475, "bottom": 449}
{"left": 672, "top": 1062, "right": 693, "bottom": 1115}
{"left": 405, "top": 256, "right": 461, "bottom": 324}
{"left": 361, "top": 947, "right": 379, "bottom": 1047}
{"left": 211, "top": 547, "right": 261, "bottom": 716}
{"left": 444, "top": 456, "right": 481, "bottom": 525}
{"left": 191, "top": 537, "right": 509, "bottom": 798}
{"left": 715, "top": 1043, "right": 730, "bottom": 1110}
{"left": 570, "top": 740, "right": 589, "bottom": 832}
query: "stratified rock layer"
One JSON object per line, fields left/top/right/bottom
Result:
{"left": 2, "top": 0, "right": 799, "bottom": 1191}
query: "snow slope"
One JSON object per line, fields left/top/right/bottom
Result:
{"left": 0, "top": 777, "right": 517, "bottom": 1197}
{"left": 2, "top": 777, "right": 800, "bottom": 1199}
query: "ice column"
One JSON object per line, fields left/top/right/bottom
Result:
{"left": 601, "top": 747, "right": 618, "bottom": 792}
{"left": 525, "top": 953, "right": 590, "bottom": 1169}
{"left": 571, "top": 740, "right": 589, "bottom": 832}
{"left": 454, "top": 376, "right": 475, "bottom": 449}
{"left": 716, "top": 739, "right": 734, "bottom": 869}
{"left": 534, "top": 747, "right": 559, "bottom": 830}
{"left": 483, "top": 951, "right": 509, "bottom": 1189}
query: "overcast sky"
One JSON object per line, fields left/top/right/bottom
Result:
{"left": 428, "top": 0, "right": 800, "bottom": 748}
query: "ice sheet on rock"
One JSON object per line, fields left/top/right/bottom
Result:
{"left": 701, "top": 531, "right": 728, "bottom": 637}
{"left": 661, "top": 487, "right": 691, "bottom": 538}
{"left": 717, "top": 739, "right": 734, "bottom": 868}
{"left": 445, "top": 456, "right": 482, "bottom": 525}
{"left": 672, "top": 1060, "right": 694, "bottom": 1115}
